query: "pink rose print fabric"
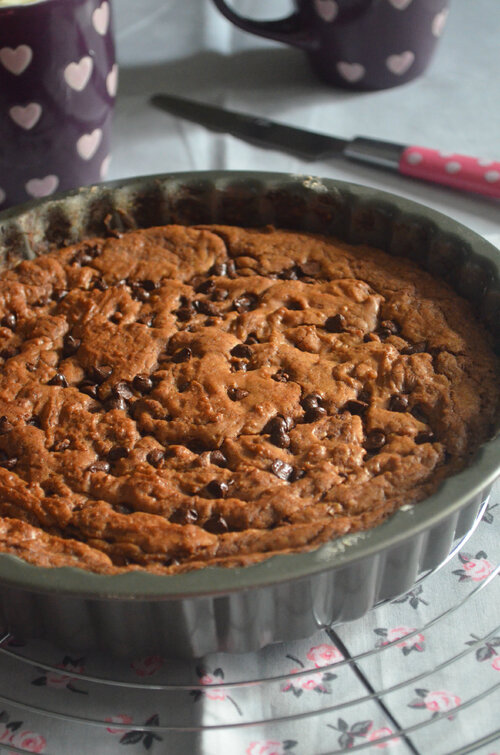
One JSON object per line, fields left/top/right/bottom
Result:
{"left": 0, "top": 484, "right": 497, "bottom": 754}
{"left": 31, "top": 656, "right": 87, "bottom": 695}
{"left": 453, "top": 551, "right": 494, "bottom": 582}
{"left": 0, "top": 712, "right": 46, "bottom": 753}
{"left": 408, "top": 689, "right": 461, "bottom": 719}
{"left": 374, "top": 626, "right": 426, "bottom": 654}
{"left": 130, "top": 656, "right": 164, "bottom": 677}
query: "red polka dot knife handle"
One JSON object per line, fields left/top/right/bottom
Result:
{"left": 343, "top": 138, "right": 500, "bottom": 199}
{"left": 399, "top": 147, "right": 500, "bottom": 199}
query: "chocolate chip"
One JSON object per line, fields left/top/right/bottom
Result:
{"left": 378, "top": 320, "right": 400, "bottom": 339}
{"left": 402, "top": 342, "right": 428, "bottom": 356}
{"left": 134, "top": 289, "right": 150, "bottom": 303}
{"left": 278, "top": 267, "right": 299, "bottom": 281}
{"left": 110, "top": 312, "right": 123, "bottom": 324}
{"left": 227, "top": 387, "right": 249, "bottom": 401}
{"left": 196, "top": 279, "right": 216, "bottom": 294}
{"left": 48, "top": 373, "right": 68, "bottom": 388}
{"left": 230, "top": 344, "right": 253, "bottom": 359}
{"left": 289, "top": 467, "right": 306, "bottom": 482}
{"left": 364, "top": 430, "right": 386, "bottom": 451}
{"left": 195, "top": 299, "right": 218, "bottom": 316}
{"left": 1, "top": 314, "right": 16, "bottom": 330}
{"left": 91, "top": 365, "right": 113, "bottom": 384}
{"left": 415, "top": 431, "right": 435, "bottom": 444}
{"left": 324, "top": 314, "right": 346, "bottom": 333}
{"left": 206, "top": 479, "right": 229, "bottom": 498}
{"left": 233, "top": 294, "right": 258, "bottom": 313}
{"left": 343, "top": 399, "right": 369, "bottom": 416}
{"left": 171, "top": 507, "right": 198, "bottom": 525}
{"left": 389, "top": 394, "right": 409, "bottom": 412}
{"left": 270, "top": 431, "right": 291, "bottom": 449}
{"left": 264, "top": 416, "right": 288, "bottom": 435}
{"left": 301, "top": 393, "right": 322, "bottom": 411}
{"left": 27, "top": 416, "right": 41, "bottom": 428}
{"left": 80, "top": 381, "right": 98, "bottom": 398}
{"left": 271, "top": 459, "right": 294, "bottom": 481}
{"left": 147, "top": 449, "right": 165, "bottom": 467}
{"left": 0, "top": 416, "right": 13, "bottom": 434}
{"left": 108, "top": 446, "right": 129, "bottom": 462}
{"left": 204, "top": 513, "right": 229, "bottom": 534}
{"left": 272, "top": 369, "right": 289, "bottom": 383}
{"left": 106, "top": 396, "right": 127, "bottom": 411}
{"left": 210, "top": 450, "right": 227, "bottom": 467}
{"left": 172, "top": 346, "right": 192, "bottom": 364}
{"left": 137, "top": 313, "right": 155, "bottom": 327}
{"left": 286, "top": 299, "right": 303, "bottom": 311}
{"left": 142, "top": 280, "right": 160, "bottom": 292}
{"left": 210, "top": 262, "right": 227, "bottom": 276}
{"left": 175, "top": 306, "right": 194, "bottom": 322}
{"left": 52, "top": 288, "right": 68, "bottom": 301}
{"left": 112, "top": 381, "right": 134, "bottom": 400}
{"left": 52, "top": 439, "right": 70, "bottom": 452}
{"left": 87, "top": 460, "right": 110, "bottom": 473}
{"left": 304, "top": 406, "right": 327, "bottom": 423}
{"left": 245, "top": 334, "right": 259, "bottom": 345}
{"left": 0, "top": 453, "right": 17, "bottom": 469}
{"left": 133, "top": 374, "right": 153, "bottom": 394}
{"left": 93, "top": 279, "right": 109, "bottom": 291}
{"left": 63, "top": 334, "right": 81, "bottom": 358}
{"left": 231, "top": 361, "right": 247, "bottom": 372}
{"left": 212, "top": 288, "right": 228, "bottom": 302}
{"left": 0, "top": 347, "right": 17, "bottom": 360}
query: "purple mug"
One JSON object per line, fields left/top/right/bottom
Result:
{"left": 211, "top": 0, "right": 450, "bottom": 91}
{"left": 0, "top": 0, "right": 116, "bottom": 210}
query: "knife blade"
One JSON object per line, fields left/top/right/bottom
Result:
{"left": 151, "top": 93, "right": 500, "bottom": 199}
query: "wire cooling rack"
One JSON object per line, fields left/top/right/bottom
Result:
{"left": 0, "top": 499, "right": 498, "bottom": 755}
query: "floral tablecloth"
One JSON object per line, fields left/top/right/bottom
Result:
{"left": 0, "top": 479, "right": 498, "bottom": 755}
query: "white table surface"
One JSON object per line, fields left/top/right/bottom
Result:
{"left": 111, "top": 0, "right": 500, "bottom": 245}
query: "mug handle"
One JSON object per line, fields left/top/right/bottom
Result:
{"left": 211, "top": 0, "right": 319, "bottom": 51}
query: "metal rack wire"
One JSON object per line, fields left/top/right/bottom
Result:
{"left": 0, "top": 502, "right": 498, "bottom": 755}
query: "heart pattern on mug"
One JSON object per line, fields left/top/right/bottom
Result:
{"left": 9, "top": 103, "right": 42, "bottom": 130}
{"left": 64, "top": 56, "right": 93, "bottom": 92}
{"left": 0, "top": 45, "right": 33, "bottom": 75}
{"left": 432, "top": 8, "right": 449, "bottom": 37}
{"left": 106, "top": 64, "right": 118, "bottom": 97}
{"left": 25, "top": 175, "right": 59, "bottom": 198}
{"left": 314, "top": 0, "right": 339, "bottom": 23}
{"left": 0, "top": 187, "right": 5, "bottom": 205}
{"left": 336, "top": 61, "right": 365, "bottom": 83}
{"left": 386, "top": 51, "right": 415, "bottom": 75}
{"left": 387, "top": 0, "right": 413, "bottom": 10}
{"left": 77, "top": 128, "right": 103, "bottom": 160}
{"left": 92, "top": 1, "right": 110, "bottom": 36}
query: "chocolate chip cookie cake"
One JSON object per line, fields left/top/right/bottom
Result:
{"left": 0, "top": 224, "right": 497, "bottom": 574}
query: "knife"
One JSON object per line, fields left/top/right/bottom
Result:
{"left": 151, "top": 93, "right": 500, "bottom": 199}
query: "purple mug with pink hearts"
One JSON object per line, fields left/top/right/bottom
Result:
{"left": 211, "top": 0, "right": 450, "bottom": 91}
{"left": 0, "top": 0, "right": 116, "bottom": 209}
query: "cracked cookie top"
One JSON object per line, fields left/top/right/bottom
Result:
{"left": 0, "top": 224, "right": 497, "bottom": 574}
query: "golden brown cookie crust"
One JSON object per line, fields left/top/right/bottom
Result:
{"left": 0, "top": 224, "right": 497, "bottom": 574}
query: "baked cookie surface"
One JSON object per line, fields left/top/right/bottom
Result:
{"left": 0, "top": 224, "right": 497, "bottom": 574}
